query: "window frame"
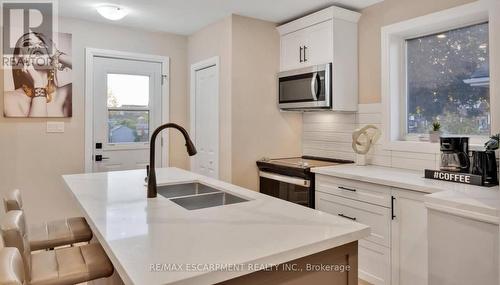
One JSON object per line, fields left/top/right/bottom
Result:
{"left": 381, "top": 2, "right": 494, "bottom": 153}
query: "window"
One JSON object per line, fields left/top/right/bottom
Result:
{"left": 406, "top": 23, "right": 490, "bottom": 136}
{"left": 381, "top": 2, "right": 494, "bottom": 151}
{"left": 107, "top": 74, "right": 150, "bottom": 144}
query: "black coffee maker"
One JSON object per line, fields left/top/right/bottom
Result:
{"left": 440, "top": 137, "right": 470, "bottom": 173}
{"left": 471, "top": 150, "right": 498, "bottom": 186}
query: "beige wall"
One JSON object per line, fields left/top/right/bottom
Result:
{"left": 358, "top": 0, "right": 476, "bottom": 103}
{"left": 231, "top": 15, "right": 302, "bottom": 191}
{"left": 187, "top": 15, "right": 302, "bottom": 190}
{"left": 0, "top": 17, "right": 188, "bottom": 225}
{"left": 187, "top": 17, "right": 233, "bottom": 182}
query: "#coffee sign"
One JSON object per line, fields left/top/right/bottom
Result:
{"left": 424, "top": 169, "right": 483, "bottom": 186}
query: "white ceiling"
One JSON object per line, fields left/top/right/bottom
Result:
{"left": 58, "top": 0, "right": 382, "bottom": 35}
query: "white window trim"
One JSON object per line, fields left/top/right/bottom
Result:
{"left": 381, "top": 1, "right": 495, "bottom": 154}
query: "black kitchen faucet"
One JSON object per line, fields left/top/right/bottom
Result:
{"left": 147, "top": 123, "right": 197, "bottom": 198}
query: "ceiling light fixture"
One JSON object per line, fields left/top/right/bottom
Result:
{"left": 96, "top": 4, "right": 129, "bottom": 21}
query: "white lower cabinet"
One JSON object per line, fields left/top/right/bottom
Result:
{"left": 359, "top": 239, "right": 392, "bottom": 285}
{"left": 391, "top": 188, "right": 428, "bottom": 285}
{"left": 316, "top": 174, "right": 428, "bottom": 285}
{"left": 427, "top": 208, "right": 498, "bottom": 285}
{"left": 316, "top": 192, "right": 391, "bottom": 247}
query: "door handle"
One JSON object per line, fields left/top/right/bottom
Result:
{"left": 338, "top": 213, "right": 357, "bottom": 221}
{"left": 299, "top": 46, "right": 303, "bottom": 63}
{"left": 95, "top": 155, "right": 110, "bottom": 162}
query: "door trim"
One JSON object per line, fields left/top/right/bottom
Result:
{"left": 84, "top": 48, "right": 170, "bottom": 173}
{"left": 189, "top": 56, "right": 220, "bottom": 178}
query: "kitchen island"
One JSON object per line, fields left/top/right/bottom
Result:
{"left": 63, "top": 167, "right": 369, "bottom": 285}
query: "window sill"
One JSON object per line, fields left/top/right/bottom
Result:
{"left": 383, "top": 140, "right": 441, "bottom": 154}
{"left": 383, "top": 139, "right": 489, "bottom": 154}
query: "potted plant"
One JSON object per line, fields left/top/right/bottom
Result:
{"left": 485, "top": 133, "right": 499, "bottom": 151}
{"left": 429, "top": 121, "right": 442, "bottom": 143}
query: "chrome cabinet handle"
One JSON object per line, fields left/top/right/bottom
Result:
{"left": 303, "top": 46, "right": 308, "bottom": 62}
{"left": 338, "top": 186, "right": 357, "bottom": 192}
{"left": 338, "top": 214, "right": 357, "bottom": 221}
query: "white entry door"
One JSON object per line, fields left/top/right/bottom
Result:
{"left": 92, "top": 56, "right": 164, "bottom": 172}
{"left": 191, "top": 59, "right": 219, "bottom": 178}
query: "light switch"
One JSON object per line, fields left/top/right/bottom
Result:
{"left": 46, "top": 121, "right": 65, "bottom": 133}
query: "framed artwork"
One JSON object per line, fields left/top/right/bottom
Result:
{"left": 3, "top": 32, "right": 72, "bottom": 117}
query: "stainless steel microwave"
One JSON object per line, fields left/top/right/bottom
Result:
{"left": 277, "top": 63, "right": 331, "bottom": 110}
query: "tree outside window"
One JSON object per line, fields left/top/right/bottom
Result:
{"left": 406, "top": 22, "right": 490, "bottom": 136}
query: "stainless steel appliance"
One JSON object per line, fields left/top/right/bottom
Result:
{"left": 277, "top": 63, "right": 331, "bottom": 110}
{"left": 471, "top": 150, "right": 498, "bottom": 186}
{"left": 256, "top": 156, "right": 353, "bottom": 208}
{"left": 440, "top": 137, "right": 470, "bottom": 173}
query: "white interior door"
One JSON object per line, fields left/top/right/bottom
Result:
{"left": 191, "top": 61, "right": 219, "bottom": 178}
{"left": 92, "top": 56, "right": 163, "bottom": 172}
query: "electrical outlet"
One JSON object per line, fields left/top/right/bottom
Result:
{"left": 46, "top": 122, "right": 65, "bottom": 133}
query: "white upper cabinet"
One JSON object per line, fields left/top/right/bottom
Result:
{"left": 277, "top": 6, "right": 361, "bottom": 111}
{"left": 280, "top": 30, "right": 305, "bottom": 71}
{"left": 302, "top": 20, "right": 334, "bottom": 67}
{"left": 280, "top": 19, "right": 333, "bottom": 70}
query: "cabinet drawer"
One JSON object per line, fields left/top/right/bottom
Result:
{"left": 316, "top": 175, "right": 391, "bottom": 207}
{"left": 316, "top": 192, "right": 391, "bottom": 247}
{"left": 359, "top": 239, "right": 391, "bottom": 285}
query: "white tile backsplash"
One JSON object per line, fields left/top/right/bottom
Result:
{"left": 302, "top": 103, "right": 439, "bottom": 171}
{"left": 303, "top": 103, "right": 499, "bottom": 176}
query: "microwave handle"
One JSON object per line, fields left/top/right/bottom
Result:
{"left": 311, "top": 72, "right": 319, "bottom": 100}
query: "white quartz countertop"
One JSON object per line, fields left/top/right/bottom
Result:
{"left": 312, "top": 164, "right": 499, "bottom": 224}
{"left": 63, "top": 168, "right": 369, "bottom": 285}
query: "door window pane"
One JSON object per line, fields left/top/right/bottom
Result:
{"left": 108, "top": 110, "right": 149, "bottom": 143}
{"left": 107, "top": 74, "right": 150, "bottom": 107}
{"left": 406, "top": 22, "right": 490, "bottom": 136}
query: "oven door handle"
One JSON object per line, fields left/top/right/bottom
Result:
{"left": 259, "top": 171, "right": 310, "bottom": 187}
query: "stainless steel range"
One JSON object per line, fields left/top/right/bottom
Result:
{"left": 256, "top": 156, "right": 353, "bottom": 208}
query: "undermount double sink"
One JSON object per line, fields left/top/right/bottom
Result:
{"left": 157, "top": 182, "right": 249, "bottom": 210}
